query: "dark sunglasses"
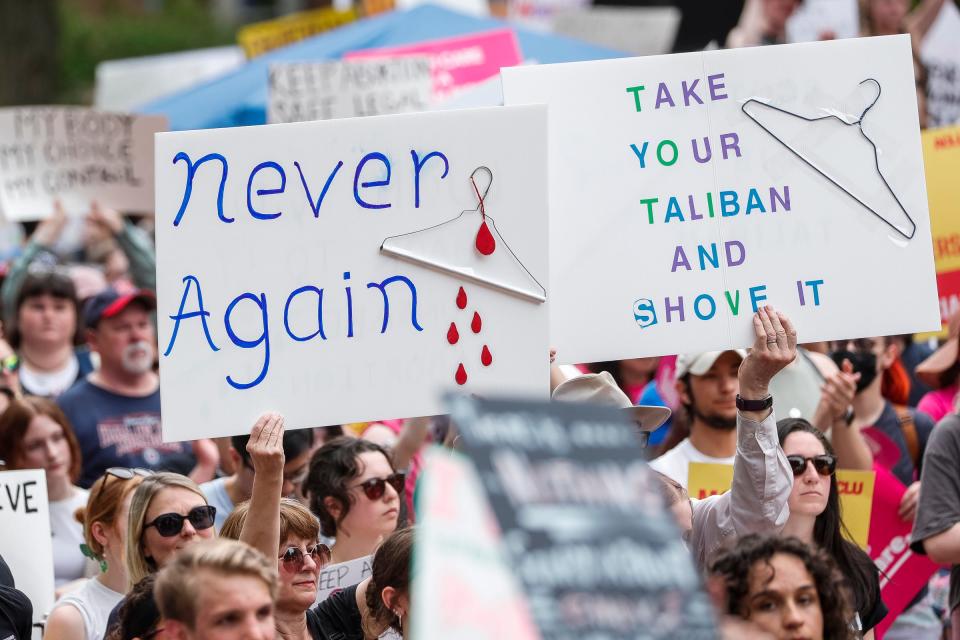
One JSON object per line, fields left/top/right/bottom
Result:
{"left": 106, "top": 467, "right": 153, "bottom": 480}
{"left": 279, "top": 543, "right": 331, "bottom": 573}
{"left": 786, "top": 454, "right": 836, "bottom": 477}
{"left": 143, "top": 505, "right": 216, "bottom": 537}
{"left": 350, "top": 472, "right": 405, "bottom": 500}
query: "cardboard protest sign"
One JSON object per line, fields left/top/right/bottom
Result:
{"left": 688, "top": 463, "right": 875, "bottom": 548}
{"left": 237, "top": 7, "right": 357, "bottom": 59}
{"left": 448, "top": 395, "right": 717, "bottom": 640}
{"left": 0, "top": 107, "right": 167, "bottom": 221}
{"left": 414, "top": 448, "right": 539, "bottom": 640}
{"left": 867, "top": 467, "right": 939, "bottom": 639}
{"left": 0, "top": 469, "right": 55, "bottom": 636}
{"left": 268, "top": 58, "right": 433, "bottom": 124}
{"left": 921, "top": 125, "right": 960, "bottom": 324}
{"left": 920, "top": 1, "right": 960, "bottom": 129}
{"left": 315, "top": 555, "right": 371, "bottom": 602}
{"left": 503, "top": 35, "right": 939, "bottom": 363}
{"left": 155, "top": 106, "right": 549, "bottom": 439}
{"left": 346, "top": 29, "right": 523, "bottom": 102}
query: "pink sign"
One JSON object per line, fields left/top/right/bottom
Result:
{"left": 345, "top": 28, "right": 523, "bottom": 100}
{"left": 867, "top": 466, "right": 940, "bottom": 639}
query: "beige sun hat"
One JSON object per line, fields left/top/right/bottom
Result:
{"left": 551, "top": 371, "right": 671, "bottom": 432}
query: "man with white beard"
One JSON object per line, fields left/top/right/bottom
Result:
{"left": 58, "top": 288, "right": 197, "bottom": 487}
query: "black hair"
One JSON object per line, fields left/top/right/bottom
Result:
{"left": 230, "top": 428, "right": 314, "bottom": 468}
{"left": 709, "top": 534, "right": 855, "bottom": 640}
{"left": 8, "top": 270, "right": 81, "bottom": 348}
{"left": 303, "top": 436, "right": 395, "bottom": 538}
{"left": 777, "top": 418, "right": 882, "bottom": 624}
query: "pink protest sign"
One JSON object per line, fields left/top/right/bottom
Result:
{"left": 868, "top": 466, "right": 940, "bottom": 639}
{"left": 345, "top": 28, "right": 523, "bottom": 100}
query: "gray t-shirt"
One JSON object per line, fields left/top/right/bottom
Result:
{"left": 911, "top": 413, "right": 960, "bottom": 613}
{"left": 200, "top": 477, "right": 235, "bottom": 531}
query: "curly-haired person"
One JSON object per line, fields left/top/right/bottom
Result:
{"left": 709, "top": 534, "right": 857, "bottom": 640}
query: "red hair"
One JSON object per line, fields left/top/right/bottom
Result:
{"left": 882, "top": 357, "right": 911, "bottom": 406}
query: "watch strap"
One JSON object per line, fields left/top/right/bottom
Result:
{"left": 736, "top": 394, "right": 773, "bottom": 411}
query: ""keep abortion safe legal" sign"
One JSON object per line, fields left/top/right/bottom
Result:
{"left": 504, "top": 35, "right": 940, "bottom": 363}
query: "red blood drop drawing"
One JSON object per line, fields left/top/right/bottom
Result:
{"left": 447, "top": 322, "right": 459, "bottom": 345}
{"left": 456, "top": 286, "right": 468, "bottom": 309}
{"left": 455, "top": 363, "right": 468, "bottom": 385}
{"left": 475, "top": 220, "right": 496, "bottom": 255}
{"left": 481, "top": 345, "right": 493, "bottom": 366}
{"left": 471, "top": 311, "right": 482, "bottom": 334}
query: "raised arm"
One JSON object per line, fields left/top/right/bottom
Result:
{"left": 813, "top": 359, "right": 874, "bottom": 471}
{"left": 691, "top": 306, "right": 797, "bottom": 568}
{"left": 239, "top": 413, "right": 285, "bottom": 560}
{"left": 906, "top": 0, "right": 948, "bottom": 43}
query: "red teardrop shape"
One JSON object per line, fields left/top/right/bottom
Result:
{"left": 456, "top": 286, "right": 467, "bottom": 310}
{"left": 475, "top": 220, "right": 496, "bottom": 255}
{"left": 481, "top": 345, "right": 493, "bottom": 367}
{"left": 447, "top": 322, "right": 459, "bottom": 345}
{"left": 455, "top": 363, "right": 468, "bottom": 385}
{"left": 471, "top": 311, "right": 482, "bottom": 334}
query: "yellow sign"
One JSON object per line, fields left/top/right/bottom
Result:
{"left": 238, "top": 7, "right": 358, "bottom": 59}
{"left": 922, "top": 125, "right": 960, "bottom": 325}
{"left": 687, "top": 463, "right": 875, "bottom": 548}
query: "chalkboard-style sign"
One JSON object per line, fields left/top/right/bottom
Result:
{"left": 447, "top": 394, "right": 717, "bottom": 640}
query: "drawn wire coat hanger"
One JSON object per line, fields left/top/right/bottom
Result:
{"left": 380, "top": 166, "right": 547, "bottom": 304}
{"left": 742, "top": 79, "right": 916, "bottom": 240}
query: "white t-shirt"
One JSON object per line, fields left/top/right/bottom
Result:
{"left": 52, "top": 577, "right": 124, "bottom": 640}
{"left": 200, "top": 476, "right": 235, "bottom": 531}
{"left": 19, "top": 356, "right": 79, "bottom": 397}
{"left": 49, "top": 489, "right": 89, "bottom": 587}
{"left": 649, "top": 439, "right": 735, "bottom": 490}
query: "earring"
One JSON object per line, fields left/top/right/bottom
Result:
{"left": 79, "top": 543, "right": 108, "bottom": 573}
{"left": 394, "top": 610, "right": 403, "bottom": 629}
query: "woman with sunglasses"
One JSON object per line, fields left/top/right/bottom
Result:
{"left": 778, "top": 418, "right": 887, "bottom": 637}
{"left": 0, "top": 397, "right": 89, "bottom": 589}
{"left": 304, "top": 438, "right": 404, "bottom": 564}
{"left": 44, "top": 468, "right": 147, "bottom": 640}
{"left": 220, "top": 498, "right": 352, "bottom": 640}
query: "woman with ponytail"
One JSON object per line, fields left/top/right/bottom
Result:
{"left": 44, "top": 469, "right": 147, "bottom": 640}
{"left": 362, "top": 527, "right": 413, "bottom": 638}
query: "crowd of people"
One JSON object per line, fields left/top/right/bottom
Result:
{"left": 0, "top": 0, "right": 958, "bottom": 639}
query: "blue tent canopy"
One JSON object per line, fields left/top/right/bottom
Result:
{"left": 141, "top": 4, "right": 626, "bottom": 131}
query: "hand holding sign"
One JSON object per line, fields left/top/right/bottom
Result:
{"left": 33, "top": 200, "right": 68, "bottom": 248}
{"left": 739, "top": 305, "right": 798, "bottom": 401}
{"left": 246, "top": 412, "right": 286, "bottom": 475}
{"left": 87, "top": 200, "right": 124, "bottom": 236}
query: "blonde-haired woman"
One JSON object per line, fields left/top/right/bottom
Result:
{"left": 100, "top": 413, "right": 285, "bottom": 637}
{"left": 43, "top": 468, "right": 147, "bottom": 640}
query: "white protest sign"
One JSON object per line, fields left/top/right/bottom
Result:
{"left": 551, "top": 7, "right": 681, "bottom": 57}
{"left": 921, "top": 1, "right": 960, "bottom": 128}
{"left": 0, "top": 107, "right": 166, "bottom": 221}
{"left": 155, "top": 106, "right": 549, "bottom": 439}
{"left": 95, "top": 46, "right": 245, "bottom": 112}
{"left": 315, "top": 554, "right": 371, "bottom": 601}
{"left": 0, "top": 469, "right": 55, "bottom": 635}
{"left": 503, "top": 35, "right": 939, "bottom": 363}
{"left": 786, "top": 0, "right": 859, "bottom": 42}
{"left": 268, "top": 58, "right": 433, "bottom": 124}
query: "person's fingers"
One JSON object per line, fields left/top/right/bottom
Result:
{"left": 758, "top": 307, "right": 777, "bottom": 349}
{"left": 776, "top": 311, "right": 797, "bottom": 351}
{"left": 751, "top": 313, "right": 766, "bottom": 350}
{"left": 841, "top": 358, "right": 854, "bottom": 375}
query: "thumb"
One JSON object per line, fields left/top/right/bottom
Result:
{"left": 842, "top": 358, "right": 854, "bottom": 374}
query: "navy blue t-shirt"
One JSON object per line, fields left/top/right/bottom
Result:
{"left": 57, "top": 379, "right": 195, "bottom": 488}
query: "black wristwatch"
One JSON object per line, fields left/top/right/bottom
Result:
{"left": 736, "top": 394, "right": 773, "bottom": 411}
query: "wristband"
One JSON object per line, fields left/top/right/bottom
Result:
{"left": 736, "top": 394, "right": 773, "bottom": 412}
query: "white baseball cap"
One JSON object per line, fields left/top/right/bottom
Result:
{"left": 674, "top": 349, "right": 747, "bottom": 379}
